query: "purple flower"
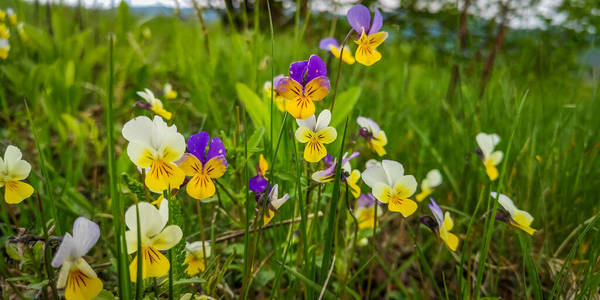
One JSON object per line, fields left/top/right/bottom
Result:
{"left": 249, "top": 154, "right": 269, "bottom": 194}
{"left": 346, "top": 5, "right": 388, "bottom": 66}
{"left": 180, "top": 131, "right": 227, "bottom": 200}
{"left": 319, "top": 38, "right": 339, "bottom": 51}
{"left": 319, "top": 37, "right": 356, "bottom": 65}
{"left": 275, "top": 55, "right": 331, "bottom": 119}
{"left": 357, "top": 193, "right": 376, "bottom": 208}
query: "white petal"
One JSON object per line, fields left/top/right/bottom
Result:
{"left": 361, "top": 164, "right": 387, "bottom": 189}
{"left": 394, "top": 175, "right": 417, "bottom": 197}
{"left": 476, "top": 133, "right": 497, "bottom": 158}
{"left": 365, "top": 159, "right": 380, "bottom": 169}
{"left": 186, "top": 241, "right": 211, "bottom": 257}
{"left": 72, "top": 217, "right": 100, "bottom": 257}
{"left": 382, "top": 160, "right": 404, "bottom": 185}
{"left": 125, "top": 230, "right": 139, "bottom": 254}
{"left": 489, "top": 151, "right": 503, "bottom": 166}
{"left": 56, "top": 262, "right": 71, "bottom": 288}
{"left": 8, "top": 160, "right": 31, "bottom": 181}
{"left": 493, "top": 192, "right": 517, "bottom": 215}
{"left": 425, "top": 169, "right": 442, "bottom": 188}
{"left": 4, "top": 145, "right": 22, "bottom": 165}
{"left": 159, "top": 199, "right": 169, "bottom": 230}
{"left": 122, "top": 116, "right": 154, "bottom": 145}
{"left": 315, "top": 110, "right": 332, "bottom": 132}
{"left": 137, "top": 89, "right": 155, "bottom": 103}
{"left": 51, "top": 233, "right": 78, "bottom": 268}
{"left": 150, "top": 225, "right": 183, "bottom": 251}
{"left": 296, "top": 114, "right": 316, "bottom": 130}
{"left": 124, "top": 202, "right": 164, "bottom": 238}
{"left": 356, "top": 116, "right": 380, "bottom": 134}
{"left": 271, "top": 193, "right": 290, "bottom": 210}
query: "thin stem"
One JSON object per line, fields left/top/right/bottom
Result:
{"left": 329, "top": 29, "right": 354, "bottom": 113}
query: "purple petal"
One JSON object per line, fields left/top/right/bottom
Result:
{"left": 312, "top": 161, "right": 337, "bottom": 182}
{"left": 273, "top": 74, "right": 285, "bottom": 88}
{"left": 322, "top": 154, "right": 334, "bottom": 167}
{"left": 428, "top": 198, "right": 444, "bottom": 226}
{"left": 289, "top": 60, "right": 308, "bottom": 86}
{"left": 249, "top": 175, "right": 268, "bottom": 193}
{"left": 357, "top": 193, "right": 376, "bottom": 208}
{"left": 319, "top": 38, "right": 339, "bottom": 51}
{"left": 305, "top": 55, "right": 327, "bottom": 84}
{"left": 188, "top": 131, "right": 210, "bottom": 163}
{"left": 347, "top": 4, "right": 371, "bottom": 34}
{"left": 341, "top": 151, "right": 360, "bottom": 167}
{"left": 369, "top": 8, "right": 383, "bottom": 35}
{"left": 207, "top": 137, "right": 227, "bottom": 167}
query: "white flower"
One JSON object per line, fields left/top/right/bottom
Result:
{"left": 361, "top": 160, "right": 418, "bottom": 217}
{"left": 184, "top": 241, "right": 211, "bottom": 276}
{"left": 122, "top": 115, "right": 185, "bottom": 191}
{"left": 137, "top": 88, "right": 172, "bottom": 120}
{"left": 357, "top": 116, "right": 387, "bottom": 156}
{"left": 476, "top": 133, "right": 503, "bottom": 180}
{"left": 295, "top": 110, "right": 337, "bottom": 162}
{"left": 415, "top": 169, "right": 442, "bottom": 202}
{"left": 163, "top": 83, "right": 178, "bottom": 99}
{"left": 51, "top": 217, "right": 103, "bottom": 300}
{"left": 125, "top": 200, "right": 183, "bottom": 281}
{"left": 492, "top": 192, "right": 536, "bottom": 235}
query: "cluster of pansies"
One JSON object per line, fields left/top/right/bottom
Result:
{"left": 0, "top": 8, "right": 17, "bottom": 60}
{"left": 1, "top": 4, "right": 541, "bottom": 299}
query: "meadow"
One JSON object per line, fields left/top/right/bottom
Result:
{"left": 0, "top": 1, "right": 599, "bottom": 299}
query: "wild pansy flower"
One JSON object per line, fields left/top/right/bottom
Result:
{"left": 249, "top": 154, "right": 269, "bottom": 194}
{"left": 319, "top": 38, "right": 355, "bottom": 65}
{"left": 51, "top": 217, "right": 103, "bottom": 300}
{"left": 0, "top": 23, "right": 9, "bottom": 39}
{"left": 415, "top": 169, "right": 442, "bottom": 202}
{"left": 163, "top": 83, "right": 177, "bottom": 99}
{"left": 0, "top": 145, "right": 34, "bottom": 204}
{"left": 6, "top": 8, "right": 17, "bottom": 25}
{"left": 346, "top": 5, "right": 388, "bottom": 66}
{"left": 421, "top": 198, "right": 459, "bottom": 251}
{"left": 476, "top": 132, "right": 503, "bottom": 181}
{"left": 0, "top": 38, "right": 8, "bottom": 60}
{"left": 135, "top": 88, "right": 172, "bottom": 120}
{"left": 362, "top": 160, "right": 418, "bottom": 217}
{"left": 295, "top": 109, "right": 337, "bottom": 162}
{"left": 125, "top": 201, "right": 183, "bottom": 281}
{"left": 183, "top": 241, "right": 210, "bottom": 276}
{"left": 180, "top": 131, "right": 227, "bottom": 200}
{"left": 312, "top": 152, "right": 361, "bottom": 198}
{"left": 355, "top": 193, "right": 381, "bottom": 229}
{"left": 264, "top": 75, "right": 286, "bottom": 112}
{"left": 357, "top": 116, "right": 387, "bottom": 156}
{"left": 492, "top": 192, "right": 536, "bottom": 235}
{"left": 122, "top": 116, "right": 186, "bottom": 192}
{"left": 276, "top": 55, "right": 330, "bottom": 120}
{"left": 264, "top": 184, "right": 290, "bottom": 225}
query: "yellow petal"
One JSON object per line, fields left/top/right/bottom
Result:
{"left": 129, "top": 247, "right": 170, "bottom": 282}
{"left": 165, "top": 90, "right": 178, "bottom": 99}
{"left": 258, "top": 154, "right": 269, "bottom": 176}
{"left": 64, "top": 269, "right": 103, "bottom": 300}
{"left": 4, "top": 181, "right": 34, "bottom": 204}
{"left": 372, "top": 183, "right": 392, "bottom": 204}
{"left": 179, "top": 154, "right": 202, "bottom": 176}
{"left": 183, "top": 254, "right": 205, "bottom": 276}
{"left": 186, "top": 174, "right": 216, "bottom": 200}
{"left": 388, "top": 197, "right": 418, "bottom": 217}
{"left": 348, "top": 170, "right": 361, "bottom": 198}
{"left": 146, "top": 160, "right": 185, "bottom": 192}
{"left": 316, "top": 127, "right": 337, "bottom": 144}
{"left": 370, "top": 132, "right": 388, "bottom": 156}
{"left": 286, "top": 97, "right": 315, "bottom": 120}
{"left": 367, "top": 31, "right": 388, "bottom": 49}
{"left": 442, "top": 232, "right": 459, "bottom": 251}
{"left": 357, "top": 208, "right": 377, "bottom": 229}
{"left": 276, "top": 77, "right": 303, "bottom": 100}
{"left": 330, "top": 46, "right": 355, "bottom": 65}
{"left": 204, "top": 157, "right": 227, "bottom": 179}
{"left": 152, "top": 107, "right": 172, "bottom": 120}
{"left": 443, "top": 213, "right": 454, "bottom": 231}
{"left": 512, "top": 211, "right": 536, "bottom": 235}
{"left": 303, "top": 140, "right": 327, "bottom": 163}
{"left": 264, "top": 209, "right": 275, "bottom": 225}
{"left": 355, "top": 46, "right": 382, "bottom": 66}
{"left": 415, "top": 189, "right": 431, "bottom": 202}
{"left": 484, "top": 160, "right": 499, "bottom": 181}
{"left": 295, "top": 127, "right": 314, "bottom": 144}
{"left": 304, "top": 77, "right": 330, "bottom": 101}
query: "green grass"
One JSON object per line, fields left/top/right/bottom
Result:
{"left": 1, "top": 1, "right": 599, "bottom": 299}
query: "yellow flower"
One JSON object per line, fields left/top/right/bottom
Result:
{"left": 122, "top": 116, "right": 186, "bottom": 192}
{"left": 347, "top": 5, "right": 388, "bottom": 66}
{"left": 319, "top": 38, "right": 355, "bottom": 65}
{"left": 51, "top": 218, "right": 103, "bottom": 300}
{"left": 137, "top": 89, "right": 172, "bottom": 120}
{"left": 183, "top": 241, "right": 210, "bottom": 276}
{"left": 0, "top": 38, "right": 8, "bottom": 60}
{"left": 0, "top": 10, "right": 5, "bottom": 22}
{"left": 415, "top": 169, "right": 442, "bottom": 202}
{"left": 0, "top": 23, "right": 9, "bottom": 39}
{"left": 295, "top": 110, "right": 337, "bottom": 163}
{"left": 6, "top": 8, "right": 16, "bottom": 25}
{"left": 179, "top": 132, "right": 227, "bottom": 200}
{"left": 354, "top": 31, "right": 388, "bottom": 66}
{"left": 492, "top": 192, "right": 536, "bottom": 235}
{"left": 125, "top": 201, "right": 183, "bottom": 281}
{"left": 362, "top": 160, "right": 418, "bottom": 217}
{"left": 476, "top": 133, "right": 503, "bottom": 181}
{"left": 163, "top": 83, "right": 177, "bottom": 99}
{"left": 0, "top": 145, "right": 34, "bottom": 204}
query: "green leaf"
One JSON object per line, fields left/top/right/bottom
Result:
{"left": 173, "top": 278, "right": 206, "bottom": 286}
{"left": 330, "top": 87, "right": 361, "bottom": 127}
{"left": 95, "top": 290, "right": 117, "bottom": 300}
{"left": 247, "top": 127, "right": 265, "bottom": 153}
{"left": 5, "top": 243, "right": 22, "bottom": 261}
{"left": 235, "top": 82, "right": 268, "bottom": 131}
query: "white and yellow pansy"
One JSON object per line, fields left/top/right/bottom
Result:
{"left": 183, "top": 241, "right": 210, "bottom": 276}
{"left": 163, "top": 83, "right": 177, "bottom": 99}
{"left": 51, "top": 217, "right": 103, "bottom": 300}
{"left": 0, "top": 38, "right": 9, "bottom": 60}
{"left": 0, "top": 23, "right": 9, "bottom": 39}
{"left": 125, "top": 201, "right": 183, "bottom": 281}
{"left": 426, "top": 199, "right": 459, "bottom": 251}
{"left": 361, "top": 160, "right": 418, "bottom": 217}
{"left": 6, "top": 8, "right": 17, "bottom": 25}
{"left": 342, "top": 153, "right": 362, "bottom": 198}
{"left": 357, "top": 116, "right": 387, "bottom": 156}
{"left": 122, "top": 116, "right": 186, "bottom": 192}
{"left": 295, "top": 109, "right": 337, "bottom": 163}
{"left": 137, "top": 88, "right": 172, "bottom": 120}
{"left": 264, "top": 184, "right": 290, "bottom": 225}
{"left": 492, "top": 192, "right": 536, "bottom": 235}
{"left": 415, "top": 169, "right": 442, "bottom": 202}
{"left": 0, "top": 145, "right": 34, "bottom": 204}
{"left": 476, "top": 133, "right": 503, "bottom": 181}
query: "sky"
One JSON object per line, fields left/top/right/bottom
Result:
{"left": 35, "top": 0, "right": 566, "bottom": 30}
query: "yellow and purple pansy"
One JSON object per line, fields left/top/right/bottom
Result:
{"left": 421, "top": 198, "right": 459, "bottom": 251}
{"left": 180, "top": 132, "right": 227, "bottom": 200}
{"left": 312, "top": 152, "right": 361, "bottom": 198}
{"left": 319, "top": 38, "right": 355, "bottom": 65}
{"left": 346, "top": 4, "right": 388, "bottom": 66}
{"left": 276, "top": 55, "right": 330, "bottom": 120}
{"left": 249, "top": 154, "right": 269, "bottom": 194}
